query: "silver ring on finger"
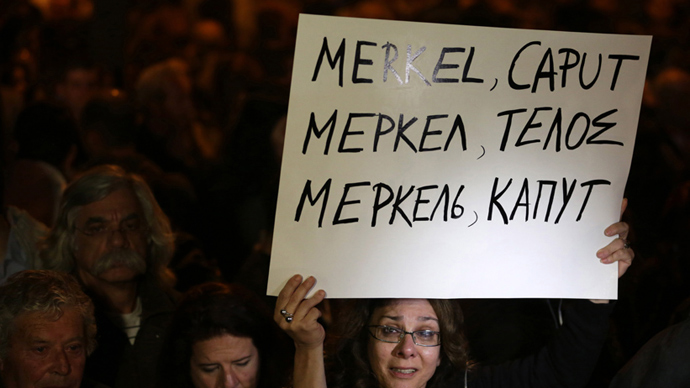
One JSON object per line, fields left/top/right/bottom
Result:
{"left": 280, "top": 309, "right": 294, "bottom": 323}
{"left": 622, "top": 239, "right": 631, "bottom": 250}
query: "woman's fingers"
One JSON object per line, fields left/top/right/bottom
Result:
{"left": 275, "top": 274, "right": 303, "bottom": 324}
{"left": 274, "top": 274, "right": 322, "bottom": 327}
{"left": 597, "top": 219, "right": 635, "bottom": 278}
{"left": 604, "top": 221, "right": 629, "bottom": 240}
{"left": 597, "top": 238, "right": 633, "bottom": 263}
{"left": 283, "top": 276, "right": 317, "bottom": 318}
{"left": 295, "top": 289, "right": 326, "bottom": 321}
{"left": 274, "top": 275, "right": 327, "bottom": 348}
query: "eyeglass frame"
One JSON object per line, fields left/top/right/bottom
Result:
{"left": 367, "top": 325, "right": 441, "bottom": 347}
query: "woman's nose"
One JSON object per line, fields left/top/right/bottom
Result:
{"left": 222, "top": 369, "right": 240, "bottom": 388}
{"left": 395, "top": 332, "right": 418, "bottom": 359}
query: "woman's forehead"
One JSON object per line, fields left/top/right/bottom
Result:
{"left": 370, "top": 299, "right": 438, "bottom": 322}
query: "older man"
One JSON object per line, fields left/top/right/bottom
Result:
{"left": 42, "top": 164, "right": 177, "bottom": 388}
{"left": 0, "top": 270, "right": 98, "bottom": 388}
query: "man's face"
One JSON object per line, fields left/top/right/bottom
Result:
{"left": 0, "top": 307, "right": 86, "bottom": 388}
{"left": 55, "top": 68, "right": 98, "bottom": 117}
{"left": 72, "top": 188, "right": 149, "bottom": 286}
{"left": 162, "top": 76, "right": 194, "bottom": 128}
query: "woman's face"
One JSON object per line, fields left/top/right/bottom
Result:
{"left": 189, "top": 334, "right": 260, "bottom": 388}
{"left": 367, "top": 299, "right": 442, "bottom": 388}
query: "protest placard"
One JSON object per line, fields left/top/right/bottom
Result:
{"left": 267, "top": 14, "right": 651, "bottom": 299}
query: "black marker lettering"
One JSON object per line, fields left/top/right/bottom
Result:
{"left": 509, "top": 41, "right": 540, "bottom": 90}
{"left": 352, "top": 40, "right": 376, "bottom": 84}
{"left": 295, "top": 179, "right": 332, "bottom": 227}
{"left": 558, "top": 48, "right": 579, "bottom": 88}
{"left": 534, "top": 180, "right": 557, "bottom": 222}
{"left": 413, "top": 185, "right": 438, "bottom": 221}
{"left": 303, "top": 110, "right": 338, "bottom": 155}
{"left": 338, "top": 113, "right": 375, "bottom": 153}
{"left": 509, "top": 178, "right": 530, "bottom": 221}
{"left": 372, "top": 183, "right": 394, "bottom": 227}
{"left": 579, "top": 53, "right": 602, "bottom": 89}
{"left": 311, "top": 37, "right": 345, "bottom": 87}
{"left": 333, "top": 181, "right": 370, "bottom": 225}
{"left": 419, "top": 115, "right": 447, "bottom": 152}
{"left": 395, "top": 114, "right": 419, "bottom": 152}
{"left": 608, "top": 54, "right": 640, "bottom": 91}
{"left": 488, "top": 177, "right": 512, "bottom": 224}
{"left": 576, "top": 180, "right": 611, "bottom": 221}
{"left": 432, "top": 47, "right": 464, "bottom": 83}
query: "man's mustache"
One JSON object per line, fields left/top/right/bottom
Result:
{"left": 92, "top": 249, "right": 146, "bottom": 276}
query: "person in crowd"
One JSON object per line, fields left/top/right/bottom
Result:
{"left": 41, "top": 164, "right": 177, "bottom": 388}
{"left": 608, "top": 308, "right": 690, "bottom": 387}
{"left": 0, "top": 202, "right": 49, "bottom": 284}
{"left": 0, "top": 270, "right": 99, "bottom": 388}
{"left": 53, "top": 58, "right": 101, "bottom": 121}
{"left": 135, "top": 58, "right": 218, "bottom": 173}
{"left": 274, "top": 216, "right": 633, "bottom": 388}
{"left": 157, "top": 282, "right": 293, "bottom": 388}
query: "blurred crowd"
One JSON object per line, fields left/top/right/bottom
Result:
{"left": 1, "top": 0, "right": 690, "bottom": 387}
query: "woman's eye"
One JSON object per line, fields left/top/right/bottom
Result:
{"left": 200, "top": 365, "right": 219, "bottom": 373}
{"left": 381, "top": 326, "right": 401, "bottom": 335}
{"left": 235, "top": 360, "right": 250, "bottom": 367}
{"left": 416, "top": 330, "right": 435, "bottom": 339}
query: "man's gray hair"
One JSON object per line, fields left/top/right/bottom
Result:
{"left": 41, "top": 164, "right": 176, "bottom": 287}
{"left": 0, "top": 270, "right": 97, "bottom": 358}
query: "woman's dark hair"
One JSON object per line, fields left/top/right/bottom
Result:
{"left": 157, "top": 282, "right": 293, "bottom": 388}
{"left": 326, "top": 299, "right": 469, "bottom": 388}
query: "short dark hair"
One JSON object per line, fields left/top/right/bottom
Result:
{"left": 326, "top": 298, "right": 469, "bottom": 388}
{"left": 157, "top": 282, "right": 294, "bottom": 388}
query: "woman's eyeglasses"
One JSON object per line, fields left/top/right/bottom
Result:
{"left": 368, "top": 325, "right": 441, "bottom": 347}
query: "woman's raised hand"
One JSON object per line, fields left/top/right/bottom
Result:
{"left": 274, "top": 275, "right": 326, "bottom": 350}
{"left": 596, "top": 198, "right": 634, "bottom": 279}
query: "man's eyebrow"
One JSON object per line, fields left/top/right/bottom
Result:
{"left": 84, "top": 216, "right": 107, "bottom": 225}
{"left": 28, "top": 335, "right": 85, "bottom": 343}
{"left": 84, "top": 213, "right": 141, "bottom": 225}
{"left": 65, "top": 336, "right": 86, "bottom": 344}
{"left": 122, "top": 213, "right": 141, "bottom": 221}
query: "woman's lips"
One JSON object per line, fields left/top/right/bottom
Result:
{"left": 390, "top": 367, "right": 418, "bottom": 378}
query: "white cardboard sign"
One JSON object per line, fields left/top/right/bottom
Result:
{"left": 268, "top": 14, "right": 651, "bottom": 299}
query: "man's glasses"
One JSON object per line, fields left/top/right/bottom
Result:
{"left": 75, "top": 219, "right": 148, "bottom": 238}
{"left": 368, "top": 325, "right": 441, "bottom": 347}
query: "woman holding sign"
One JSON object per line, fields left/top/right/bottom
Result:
{"left": 274, "top": 216, "right": 633, "bottom": 388}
